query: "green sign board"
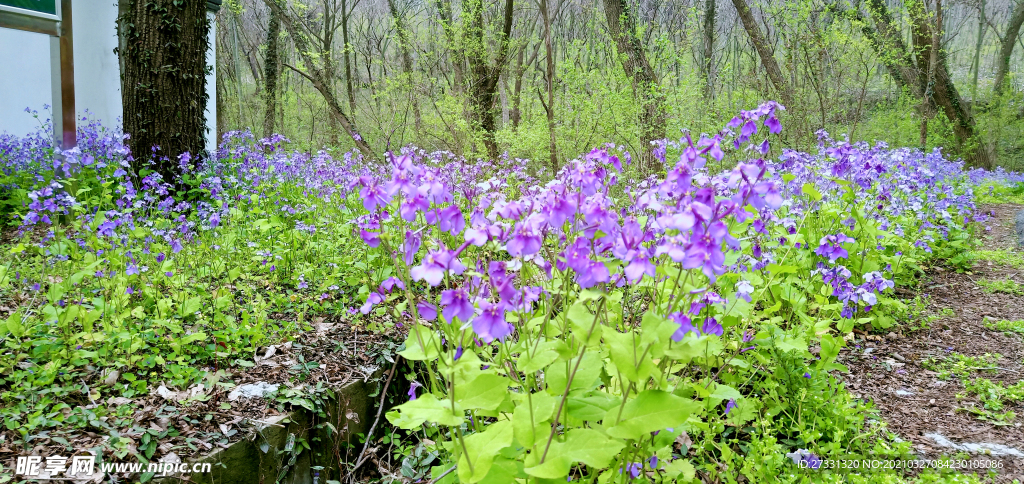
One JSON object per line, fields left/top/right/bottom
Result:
{"left": 0, "top": 0, "right": 58, "bottom": 20}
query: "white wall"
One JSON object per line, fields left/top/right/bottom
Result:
{"left": 1, "top": 5, "right": 218, "bottom": 154}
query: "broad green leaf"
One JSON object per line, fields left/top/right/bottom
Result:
{"left": 179, "top": 296, "right": 203, "bottom": 317}
{"left": 566, "top": 391, "right": 617, "bottom": 421}
{"left": 604, "top": 330, "right": 640, "bottom": 382}
{"left": 640, "top": 312, "right": 675, "bottom": 357}
{"left": 801, "top": 182, "right": 822, "bottom": 202}
{"left": 457, "top": 420, "right": 513, "bottom": 483}
{"left": 774, "top": 335, "right": 808, "bottom": 354}
{"left": 725, "top": 398, "right": 759, "bottom": 426}
{"left": 663, "top": 458, "right": 696, "bottom": 481}
{"left": 707, "top": 383, "right": 742, "bottom": 404}
{"left": 566, "top": 301, "right": 602, "bottom": 346}
{"left": 605, "top": 390, "right": 699, "bottom": 440}
{"left": 454, "top": 374, "right": 510, "bottom": 411}
{"left": 386, "top": 393, "right": 464, "bottom": 429}
{"left": 523, "top": 443, "right": 571, "bottom": 479}
{"left": 564, "top": 429, "right": 624, "bottom": 468}
{"left": 545, "top": 349, "right": 604, "bottom": 395}
{"left": 398, "top": 326, "right": 440, "bottom": 361}
{"left": 519, "top": 340, "right": 568, "bottom": 374}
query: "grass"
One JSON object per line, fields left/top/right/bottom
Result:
{"left": 983, "top": 319, "right": 1024, "bottom": 334}
{"left": 972, "top": 249, "right": 1024, "bottom": 269}
{"left": 976, "top": 278, "right": 1024, "bottom": 295}
{"left": 922, "top": 352, "right": 1022, "bottom": 424}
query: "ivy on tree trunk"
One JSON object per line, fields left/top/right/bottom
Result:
{"left": 118, "top": 0, "right": 210, "bottom": 185}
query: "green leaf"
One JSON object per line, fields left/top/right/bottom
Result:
{"left": 605, "top": 390, "right": 699, "bottom": 440}
{"left": 566, "top": 301, "right": 602, "bottom": 346}
{"left": 398, "top": 326, "right": 440, "bottom": 361}
{"left": 566, "top": 392, "right": 617, "bottom": 421}
{"left": 545, "top": 349, "right": 604, "bottom": 395}
{"left": 179, "top": 296, "right": 203, "bottom": 317}
{"left": 563, "top": 429, "right": 624, "bottom": 468}
{"left": 454, "top": 374, "right": 510, "bottom": 411}
{"left": 512, "top": 393, "right": 557, "bottom": 447}
{"left": 605, "top": 330, "right": 640, "bottom": 382}
{"left": 640, "top": 312, "right": 675, "bottom": 358}
{"left": 707, "top": 383, "right": 742, "bottom": 404}
{"left": 519, "top": 340, "right": 568, "bottom": 374}
{"left": 457, "top": 420, "right": 513, "bottom": 483}
{"left": 801, "top": 183, "right": 822, "bottom": 202}
{"left": 523, "top": 443, "right": 571, "bottom": 479}
{"left": 663, "top": 458, "right": 696, "bottom": 481}
{"left": 386, "top": 394, "right": 464, "bottom": 429}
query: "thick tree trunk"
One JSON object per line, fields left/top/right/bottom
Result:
{"left": 464, "top": 0, "right": 514, "bottom": 161}
{"left": 701, "top": 0, "right": 716, "bottom": 100}
{"left": 994, "top": 1, "right": 1024, "bottom": 95}
{"left": 862, "top": 0, "right": 923, "bottom": 97}
{"left": 603, "top": 0, "right": 666, "bottom": 172}
{"left": 117, "top": 0, "right": 209, "bottom": 184}
{"left": 909, "top": 0, "right": 992, "bottom": 169}
{"left": 730, "top": 0, "right": 792, "bottom": 107}
{"left": 263, "top": 0, "right": 375, "bottom": 159}
{"left": 388, "top": 0, "right": 423, "bottom": 133}
{"left": 263, "top": 3, "right": 280, "bottom": 138}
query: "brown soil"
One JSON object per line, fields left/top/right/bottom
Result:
{"left": 839, "top": 203, "right": 1024, "bottom": 482}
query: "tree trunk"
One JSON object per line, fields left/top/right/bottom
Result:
{"left": 264, "top": 2, "right": 281, "bottom": 138}
{"left": 464, "top": 0, "right": 515, "bottom": 161}
{"left": 730, "top": 0, "right": 792, "bottom": 107}
{"left": 920, "top": 0, "right": 940, "bottom": 149}
{"left": 341, "top": 0, "right": 357, "bottom": 116}
{"left": 909, "top": 0, "right": 992, "bottom": 169}
{"left": 994, "top": 0, "right": 1024, "bottom": 95}
{"left": 603, "top": 0, "right": 666, "bottom": 172}
{"left": 971, "top": 0, "right": 986, "bottom": 99}
{"left": 862, "top": 0, "right": 924, "bottom": 98}
{"left": 388, "top": 0, "right": 423, "bottom": 133}
{"left": 701, "top": 0, "right": 716, "bottom": 100}
{"left": 117, "top": 0, "right": 209, "bottom": 184}
{"left": 263, "top": 0, "right": 375, "bottom": 159}
{"left": 540, "top": 0, "right": 559, "bottom": 173}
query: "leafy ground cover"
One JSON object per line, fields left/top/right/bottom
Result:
{"left": 840, "top": 203, "right": 1024, "bottom": 481}
{"left": 1, "top": 105, "right": 1023, "bottom": 483}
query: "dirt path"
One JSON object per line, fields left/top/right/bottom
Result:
{"left": 839, "top": 204, "right": 1024, "bottom": 482}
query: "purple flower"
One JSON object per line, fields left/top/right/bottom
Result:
{"left": 359, "top": 180, "right": 392, "bottom": 211}
{"left": 506, "top": 218, "right": 543, "bottom": 257}
{"left": 803, "top": 372, "right": 811, "bottom": 379}
{"left": 410, "top": 247, "right": 465, "bottom": 286}
{"left": 648, "top": 456, "right": 658, "bottom": 469}
{"left": 440, "top": 288, "right": 474, "bottom": 323}
{"left": 156, "top": 252, "right": 165, "bottom": 263}
{"left": 454, "top": 345, "right": 464, "bottom": 361}
{"left": 472, "top": 300, "right": 512, "bottom": 342}
{"left": 165, "top": 271, "right": 174, "bottom": 277}
{"left": 126, "top": 264, "right": 140, "bottom": 276}
{"left": 380, "top": 277, "right": 405, "bottom": 292}
{"left": 620, "top": 462, "right": 642, "bottom": 479}
{"left": 670, "top": 313, "right": 698, "bottom": 342}
{"left": 426, "top": 205, "right": 465, "bottom": 236}
{"left": 724, "top": 399, "right": 737, "bottom": 415}
{"left": 815, "top": 233, "right": 855, "bottom": 263}
{"left": 360, "top": 292, "right": 383, "bottom": 314}
{"left": 417, "top": 301, "right": 438, "bottom": 321}
{"left": 359, "top": 229, "right": 381, "bottom": 247}
{"left": 407, "top": 381, "right": 422, "bottom": 401}
{"left": 701, "top": 317, "right": 723, "bottom": 336}
{"left": 126, "top": 286, "right": 135, "bottom": 295}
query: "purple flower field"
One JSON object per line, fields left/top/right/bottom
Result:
{"left": 1, "top": 104, "right": 1022, "bottom": 481}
